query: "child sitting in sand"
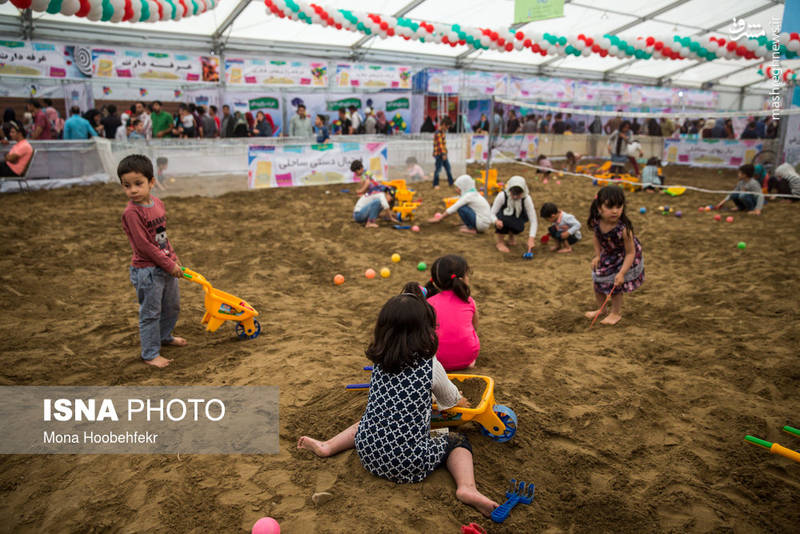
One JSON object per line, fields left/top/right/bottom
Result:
{"left": 353, "top": 187, "right": 398, "bottom": 228}
{"left": 427, "top": 175, "right": 492, "bottom": 234}
{"left": 714, "top": 163, "right": 764, "bottom": 215}
{"left": 353, "top": 159, "right": 381, "bottom": 196}
{"left": 490, "top": 176, "right": 538, "bottom": 254}
{"left": 536, "top": 154, "right": 553, "bottom": 177}
{"left": 405, "top": 156, "right": 427, "bottom": 182}
{"left": 540, "top": 202, "right": 581, "bottom": 253}
{"left": 424, "top": 255, "right": 480, "bottom": 371}
{"left": 119, "top": 155, "right": 187, "bottom": 368}
{"left": 585, "top": 185, "right": 644, "bottom": 326}
{"left": 565, "top": 151, "right": 582, "bottom": 173}
{"left": 640, "top": 157, "right": 661, "bottom": 192}
{"left": 298, "top": 283, "right": 498, "bottom": 518}
{"left": 154, "top": 156, "right": 168, "bottom": 192}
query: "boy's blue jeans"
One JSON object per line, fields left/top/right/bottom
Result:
{"left": 457, "top": 205, "right": 477, "bottom": 229}
{"left": 433, "top": 155, "right": 453, "bottom": 186}
{"left": 353, "top": 199, "right": 383, "bottom": 223}
{"left": 129, "top": 266, "right": 180, "bottom": 361}
{"left": 730, "top": 192, "right": 757, "bottom": 211}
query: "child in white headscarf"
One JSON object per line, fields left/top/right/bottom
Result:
{"left": 490, "top": 176, "right": 538, "bottom": 254}
{"left": 427, "top": 175, "right": 492, "bottom": 234}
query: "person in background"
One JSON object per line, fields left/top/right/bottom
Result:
{"left": 765, "top": 116, "right": 778, "bottom": 139}
{"left": 538, "top": 112, "right": 550, "bottom": 133}
{"left": 491, "top": 176, "right": 538, "bottom": 255}
{"left": 154, "top": 156, "right": 169, "bottom": 191}
{"left": 473, "top": 113, "right": 490, "bottom": 134}
{"left": 0, "top": 108, "right": 16, "bottom": 144}
{"left": 565, "top": 113, "right": 576, "bottom": 132}
{"left": 551, "top": 113, "right": 567, "bottom": 134}
{"left": 405, "top": 156, "right": 427, "bottom": 182}
{"left": 375, "top": 111, "right": 391, "bottom": 135}
{"left": 740, "top": 121, "right": 758, "bottom": 139}
{"left": 43, "top": 98, "right": 63, "bottom": 138}
{"left": 209, "top": 105, "right": 221, "bottom": 135}
{"left": 506, "top": 110, "right": 521, "bottom": 134}
{"left": 604, "top": 110, "right": 623, "bottom": 135}
{"left": 289, "top": 104, "right": 313, "bottom": 138}
{"left": 133, "top": 101, "right": 152, "bottom": 140}
{"left": 27, "top": 99, "right": 52, "bottom": 140}
{"left": 231, "top": 111, "right": 249, "bottom": 137}
{"left": 128, "top": 119, "right": 146, "bottom": 140}
{"left": 432, "top": 117, "right": 453, "bottom": 189}
{"left": 220, "top": 105, "right": 233, "bottom": 138}
{"left": 588, "top": 115, "right": 603, "bottom": 135}
{"left": 244, "top": 112, "right": 255, "bottom": 137}
{"left": 0, "top": 121, "right": 33, "bottom": 178}
{"left": 640, "top": 157, "right": 662, "bottom": 192}
{"left": 116, "top": 112, "right": 129, "bottom": 141}
{"left": 659, "top": 117, "right": 675, "bottom": 138}
{"left": 646, "top": 118, "right": 661, "bottom": 136}
{"left": 714, "top": 163, "right": 764, "bottom": 215}
{"left": 522, "top": 114, "right": 538, "bottom": 134}
{"left": 631, "top": 118, "right": 641, "bottom": 136}
{"left": 349, "top": 104, "right": 362, "bottom": 134}
{"left": 336, "top": 107, "right": 352, "bottom": 135}
{"left": 754, "top": 116, "right": 766, "bottom": 138}
{"left": 420, "top": 114, "right": 436, "bottom": 133}
{"left": 315, "top": 114, "right": 330, "bottom": 144}
{"left": 492, "top": 107, "right": 504, "bottom": 136}
{"left": 102, "top": 104, "right": 122, "bottom": 140}
{"left": 62, "top": 106, "right": 98, "bottom": 140}
{"left": 150, "top": 101, "right": 173, "bottom": 139}
{"left": 363, "top": 107, "right": 376, "bottom": 135}
{"left": 770, "top": 162, "right": 800, "bottom": 201}
{"left": 199, "top": 106, "right": 218, "bottom": 138}
{"left": 87, "top": 109, "right": 104, "bottom": 138}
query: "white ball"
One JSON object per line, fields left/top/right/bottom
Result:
{"left": 61, "top": 0, "right": 79, "bottom": 16}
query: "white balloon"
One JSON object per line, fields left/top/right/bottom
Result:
{"left": 574, "top": 40, "right": 585, "bottom": 50}
{"left": 31, "top": 0, "right": 50, "bottom": 12}
{"left": 88, "top": 3, "right": 103, "bottom": 21}
{"left": 110, "top": 0, "right": 125, "bottom": 21}
{"left": 582, "top": 47, "right": 592, "bottom": 56}
{"left": 788, "top": 39, "right": 800, "bottom": 52}
{"left": 479, "top": 35, "right": 489, "bottom": 46}
{"left": 448, "top": 32, "right": 457, "bottom": 42}
{"left": 514, "top": 40, "right": 524, "bottom": 51}
{"left": 744, "top": 39, "right": 756, "bottom": 51}
{"left": 779, "top": 32, "right": 790, "bottom": 46}
{"left": 609, "top": 45, "right": 619, "bottom": 55}
{"left": 154, "top": 0, "right": 166, "bottom": 21}
{"left": 61, "top": 0, "right": 79, "bottom": 16}
{"left": 130, "top": 0, "right": 141, "bottom": 20}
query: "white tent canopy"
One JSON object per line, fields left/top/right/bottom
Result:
{"left": 0, "top": 0, "right": 790, "bottom": 95}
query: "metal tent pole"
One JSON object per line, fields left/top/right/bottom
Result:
{"left": 483, "top": 95, "right": 495, "bottom": 197}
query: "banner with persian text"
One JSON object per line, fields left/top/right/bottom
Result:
{"left": 662, "top": 138, "right": 763, "bottom": 168}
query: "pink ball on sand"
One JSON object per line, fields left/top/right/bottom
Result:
{"left": 542, "top": 178, "right": 549, "bottom": 184}
{"left": 411, "top": 225, "right": 420, "bottom": 232}
{"left": 726, "top": 216, "right": 734, "bottom": 223}
{"left": 433, "top": 212, "right": 442, "bottom": 220}
{"left": 556, "top": 180, "right": 561, "bottom": 185}
{"left": 252, "top": 517, "right": 280, "bottom": 534}
{"left": 713, "top": 214, "right": 721, "bottom": 221}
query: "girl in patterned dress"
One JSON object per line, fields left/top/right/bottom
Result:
{"left": 297, "top": 283, "right": 499, "bottom": 517}
{"left": 585, "top": 185, "right": 644, "bottom": 325}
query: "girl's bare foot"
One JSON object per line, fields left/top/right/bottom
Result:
{"left": 297, "top": 436, "right": 333, "bottom": 457}
{"left": 600, "top": 313, "right": 622, "bottom": 325}
{"left": 549, "top": 244, "right": 559, "bottom": 252}
{"left": 584, "top": 309, "right": 603, "bottom": 319}
{"left": 557, "top": 246, "right": 573, "bottom": 253}
{"left": 496, "top": 242, "right": 510, "bottom": 253}
{"left": 434, "top": 185, "right": 441, "bottom": 190}
{"left": 144, "top": 355, "right": 172, "bottom": 368}
{"left": 365, "top": 221, "right": 379, "bottom": 228}
{"left": 163, "top": 336, "right": 187, "bottom": 346}
{"left": 456, "top": 487, "right": 499, "bottom": 518}
{"left": 459, "top": 227, "right": 477, "bottom": 234}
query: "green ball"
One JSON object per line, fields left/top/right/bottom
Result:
{"left": 737, "top": 242, "right": 746, "bottom": 249}
{"left": 417, "top": 262, "right": 427, "bottom": 271}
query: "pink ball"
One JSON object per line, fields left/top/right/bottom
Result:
{"left": 556, "top": 180, "right": 561, "bottom": 185}
{"left": 698, "top": 206, "right": 705, "bottom": 212}
{"left": 713, "top": 214, "right": 721, "bottom": 221}
{"left": 252, "top": 517, "right": 280, "bottom": 534}
{"left": 433, "top": 212, "right": 442, "bottom": 220}
{"left": 411, "top": 225, "right": 420, "bottom": 232}
{"left": 542, "top": 178, "right": 549, "bottom": 184}
{"left": 725, "top": 216, "right": 734, "bottom": 223}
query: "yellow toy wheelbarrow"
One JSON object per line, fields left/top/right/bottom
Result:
{"left": 181, "top": 267, "right": 261, "bottom": 339}
{"left": 347, "top": 371, "right": 517, "bottom": 442}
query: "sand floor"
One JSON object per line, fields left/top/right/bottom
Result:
{"left": 0, "top": 162, "right": 798, "bottom": 533}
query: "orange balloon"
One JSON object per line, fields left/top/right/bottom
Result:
{"left": 365, "top": 269, "right": 376, "bottom": 279}
{"left": 333, "top": 274, "right": 345, "bottom": 285}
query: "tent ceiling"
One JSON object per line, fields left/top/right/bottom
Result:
{"left": 0, "top": 0, "right": 787, "bottom": 93}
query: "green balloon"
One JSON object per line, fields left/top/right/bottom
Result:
{"left": 417, "top": 262, "right": 427, "bottom": 271}
{"left": 737, "top": 242, "right": 746, "bottom": 249}
{"left": 558, "top": 36, "right": 567, "bottom": 46}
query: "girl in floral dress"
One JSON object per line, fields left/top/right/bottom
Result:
{"left": 585, "top": 185, "right": 644, "bottom": 325}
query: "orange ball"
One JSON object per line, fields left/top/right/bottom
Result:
{"left": 365, "top": 269, "right": 376, "bottom": 279}
{"left": 333, "top": 274, "right": 345, "bottom": 285}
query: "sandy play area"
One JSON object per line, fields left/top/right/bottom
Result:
{"left": 0, "top": 161, "right": 798, "bottom": 533}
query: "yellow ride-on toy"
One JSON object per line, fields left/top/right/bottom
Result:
{"left": 347, "top": 371, "right": 517, "bottom": 442}
{"left": 181, "top": 267, "right": 261, "bottom": 339}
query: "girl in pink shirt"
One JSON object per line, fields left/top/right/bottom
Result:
{"left": 424, "top": 255, "right": 480, "bottom": 371}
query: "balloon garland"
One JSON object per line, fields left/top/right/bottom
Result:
{"left": 758, "top": 63, "right": 798, "bottom": 83}
{"left": 4, "top": 0, "right": 218, "bottom": 22}
{"left": 264, "top": 0, "right": 800, "bottom": 63}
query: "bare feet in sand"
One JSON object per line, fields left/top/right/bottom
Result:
{"left": 365, "top": 221, "right": 379, "bottom": 228}
{"left": 456, "top": 487, "right": 499, "bottom": 517}
{"left": 496, "top": 242, "right": 510, "bottom": 253}
{"left": 584, "top": 309, "right": 604, "bottom": 319}
{"left": 459, "top": 227, "right": 477, "bottom": 234}
{"left": 144, "top": 355, "right": 172, "bottom": 368}
{"left": 549, "top": 244, "right": 560, "bottom": 252}
{"left": 600, "top": 313, "right": 622, "bottom": 325}
{"left": 163, "top": 336, "right": 187, "bottom": 346}
{"left": 297, "top": 436, "right": 333, "bottom": 457}
{"left": 507, "top": 237, "right": 517, "bottom": 246}
{"left": 557, "top": 246, "right": 573, "bottom": 253}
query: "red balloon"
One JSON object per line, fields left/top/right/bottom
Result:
{"left": 380, "top": 22, "right": 388, "bottom": 30}
{"left": 578, "top": 33, "right": 585, "bottom": 40}
{"left": 178, "top": 0, "right": 188, "bottom": 17}
{"left": 335, "top": 23, "right": 342, "bottom": 30}
{"left": 523, "top": 39, "right": 531, "bottom": 47}
{"left": 726, "top": 41, "right": 737, "bottom": 51}
{"left": 585, "top": 38, "right": 593, "bottom": 46}
{"left": 10, "top": 0, "right": 32, "bottom": 8}
{"left": 76, "top": 0, "right": 90, "bottom": 16}
{"left": 388, "top": 29, "right": 395, "bottom": 37}
{"left": 591, "top": 44, "right": 599, "bottom": 52}
{"left": 459, "top": 39, "right": 465, "bottom": 45}
{"left": 123, "top": 0, "right": 133, "bottom": 20}
{"left": 497, "top": 38, "right": 505, "bottom": 46}
{"left": 600, "top": 50, "right": 608, "bottom": 57}
{"left": 505, "top": 43, "right": 513, "bottom": 51}
{"left": 791, "top": 32, "right": 799, "bottom": 40}
{"left": 717, "top": 38, "right": 725, "bottom": 45}
{"left": 654, "top": 41, "right": 663, "bottom": 50}
{"left": 736, "top": 46, "right": 746, "bottom": 55}
{"left": 450, "top": 42, "right": 457, "bottom": 47}
{"left": 532, "top": 44, "right": 539, "bottom": 52}
{"left": 490, "top": 31, "right": 498, "bottom": 40}
{"left": 646, "top": 36, "right": 654, "bottom": 46}
{"left": 442, "top": 36, "right": 449, "bottom": 43}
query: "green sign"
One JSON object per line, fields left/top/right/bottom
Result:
{"left": 0, "top": 41, "right": 24, "bottom": 48}
{"left": 385, "top": 98, "right": 410, "bottom": 112}
{"left": 326, "top": 98, "right": 361, "bottom": 111}
{"left": 514, "top": 0, "right": 564, "bottom": 24}
{"left": 248, "top": 97, "right": 279, "bottom": 110}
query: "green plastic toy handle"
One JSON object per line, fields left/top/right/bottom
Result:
{"left": 783, "top": 426, "right": 800, "bottom": 438}
{"left": 745, "top": 435, "right": 772, "bottom": 449}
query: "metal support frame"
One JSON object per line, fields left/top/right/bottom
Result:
{"left": 20, "top": 8, "right": 33, "bottom": 40}
{"left": 350, "top": 0, "right": 427, "bottom": 61}
{"left": 212, "top": 0, "right": 252, "bottom": 42}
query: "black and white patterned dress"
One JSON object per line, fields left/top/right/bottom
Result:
{"left": 354, "top": 358, "right": 450, "bottom": 484}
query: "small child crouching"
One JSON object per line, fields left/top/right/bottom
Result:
{"left": 540, "top": 202, "right": 581, "bottom": 253}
